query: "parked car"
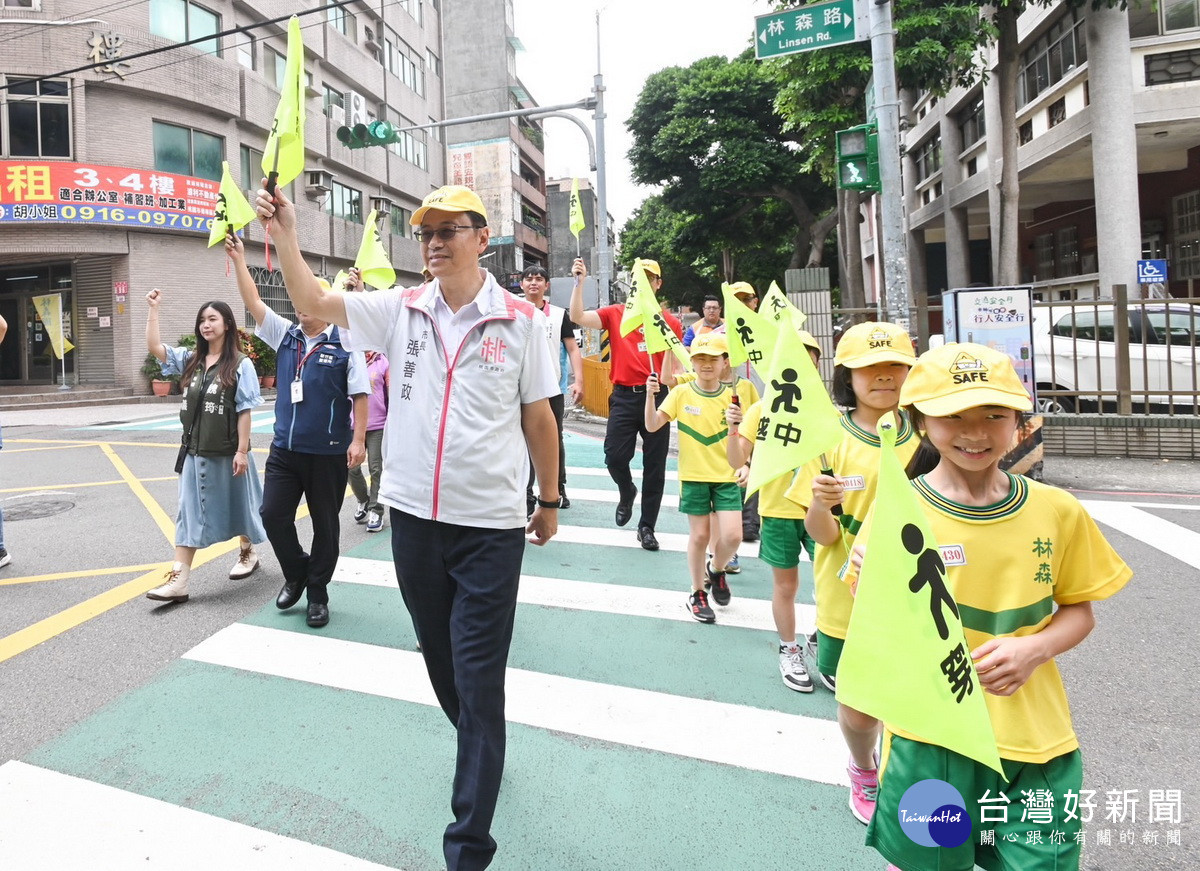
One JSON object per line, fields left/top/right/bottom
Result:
{"left": 1032, "top": 303, "right": 1200, "bottom": 412}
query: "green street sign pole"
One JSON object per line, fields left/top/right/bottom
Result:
{"left": 754, "top": 0, "right": 869, "bottom": 60}
{"left": 866, "top": 0, "right": 911, "bottom": 330}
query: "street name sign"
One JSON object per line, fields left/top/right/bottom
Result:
{"left": 754, "top": 0, "right": 870, "bottom": 60}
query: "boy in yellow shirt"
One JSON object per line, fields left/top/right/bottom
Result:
{"left": 645, "top": 333, "right": 742, "bottom": 623}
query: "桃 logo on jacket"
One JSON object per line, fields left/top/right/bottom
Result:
{"left": 950, "top": 352, "right": 989, "bottom": 384}
{"left": 481, "top": 337, "right": 507, "bottom": 363}
{"left": 868, "top": 330, "right": 893, "bottom": 349}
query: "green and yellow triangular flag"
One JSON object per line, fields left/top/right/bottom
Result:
{"left": 261, "top": 16, "right": 307, "bottom": 190}
{"left": 208, "top": 161, "right": 258, "bottom": 247}
{"left": 721, "top": 281, "right": 778, "bottom": 369}
{"left": 746, "top": 322, "right": 842, "bottom": 495}
{"left": 352, "top": 209, "right": 396, "bottom": 289}
{"left": 761, "top": 281, "right": 806, "bottom": 330}
{"left": 837, "top": 412, "right": 1004, "bottom": 774}
{"left": 622, "top": 260, "right": 689, "bottom": 371}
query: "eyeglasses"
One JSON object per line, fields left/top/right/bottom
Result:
{"left": 414, "top": 225, "right": 479, "bottom": 243}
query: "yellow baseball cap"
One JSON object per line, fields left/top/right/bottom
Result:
{"left": 900, "top": 343, "right": 1033, "bottom": 416}
{"left": 639, "top": 259, "right": 661, "bottom": 277}
{"left": 796, "top": 329, "right": 821, "bottom": 357}
{"left": 411, "top": 185, "right": 488, "bottom": 225}
{"left": 689, "top": 332, "right": 728, "bottom": 358}
{"left": 834, "top": 321, "right": 915, "bottom": 368}
{"left": 730, "top": 281, "right": 755, "bottom": 299}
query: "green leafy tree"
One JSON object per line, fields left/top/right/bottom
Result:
{"left": 625, "top": 50, "right": 838, "bottom": 291}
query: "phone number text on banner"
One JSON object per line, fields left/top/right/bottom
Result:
{"left": 0, "top": 161, "right": 220, "bottom": 233}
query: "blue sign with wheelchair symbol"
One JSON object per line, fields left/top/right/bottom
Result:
{"left": 1137, "top": 259, "right": 1167, "bottom": 284}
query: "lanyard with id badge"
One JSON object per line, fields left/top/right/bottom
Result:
{"left": 292, "top": 341, "right": 328, "bottom": 403}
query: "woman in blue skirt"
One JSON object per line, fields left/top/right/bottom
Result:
{"left": 144, "top": 288, "right": 267, "bottom": 603}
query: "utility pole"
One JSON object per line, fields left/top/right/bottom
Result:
{"left": 593, "top": 10, "right": 611, "bottom": 306}
{"left": 867, "top": 0, "right": 911, "bottom": 329}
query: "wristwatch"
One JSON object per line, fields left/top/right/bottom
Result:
{"left": 535, "top": 496, "right": 560, "bottom": 509}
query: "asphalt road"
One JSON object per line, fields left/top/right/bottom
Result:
{"left": 1, "top": 400, "right": 1197, "bottom": 870}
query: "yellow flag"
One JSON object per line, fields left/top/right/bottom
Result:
{"left": 622, "top": 260, "right": 689, "bottom": 370}
{"left": 261, "top": 16, "right": 306, "bottom": 189}
{"left": 353, "top": 209, "right": 396, "bottom": 289}
{"left": 721, "top": 282, "right": 778, "bottom": 369}
{"left": 837, "top": 413, "right": 1004, "bottom": 774}
{"left": 761, "top": 281, "right": 806, "bottom": 330}
{"left": 746, "top": 322, "right": 842, "bottom": 495}
{"left": 569, "top": 177, "right": 586, "bottom": 239}
{"left": 207, "top": 161, "right": 258, "bottom": 247}
{"left": 31, "top": 293, "right": 74, "bottom": 358}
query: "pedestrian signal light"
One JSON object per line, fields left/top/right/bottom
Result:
{"left": 836, "top": 123, "right": 880, "bottom": 193}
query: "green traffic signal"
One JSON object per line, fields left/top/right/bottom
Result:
{"left": 835, "top": 123, "right": 880, "bottom": 193}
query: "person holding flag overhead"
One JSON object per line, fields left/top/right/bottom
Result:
{"left": 226, "top": 232, "right": 369, "bottom": 629}
{"left": 784, "top": 320, "right": 917, "bottom": 825}
{"left": 570, "top": 259, "right": 682, "bottom": 551}
{"left": 254, "top": 180, "right": 561, "bottom": 871}
{"left": 842, "top": 343, "right": 1131, "bottom": 871}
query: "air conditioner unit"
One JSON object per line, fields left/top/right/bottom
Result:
{"left": 306, "top": 170, "right": 334, "bottom": 194}
{"left": 329, "top": 104, "right": 346, "bottom": 127}
{"left": 347, "top": 90, "right": 369, "bottom": 127}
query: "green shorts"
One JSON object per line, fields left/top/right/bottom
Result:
{"left": 816, "top": 629, "right": 843, "bottom": 679}
{"left": 759, "top": 516, "right": 816, "bottom": 568}
{"left": 678, "top": 480, "right": 743, "bottom": 515}
{"left": 867, "top": 734, "right": 1083, "bottom": 871}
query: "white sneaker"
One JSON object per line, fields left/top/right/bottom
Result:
{"left": 147, "top": 563, "right": 190, "bottom": 602}
{"left": 0, "top": 548, "right": 10, "bottom": 569}
{"left": 779, "top": 644, "right": 814, "bottom": 693}
{"left": 366, "top": 510, "right": 383, "bottom": 533}
{"left": 353, "top": 501, "right": 368, "bottom": 523}
{"left": 229, "top": 544, "right": 259, "bottom": 580}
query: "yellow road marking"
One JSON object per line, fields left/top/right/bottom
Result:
{"left": 0, "top": 444, "right": 106, "bottom": 454}
{"left": 0, "top": 540, "right": 237, "bottom": 664}
{"left": 100, "top": 443, "right": 176, "bottom": 543}
{"left": 0, "top": 563, "right": 167, "bottom": 587}
{"left": 1, "top": 477, "right": 176, "bottom": 494}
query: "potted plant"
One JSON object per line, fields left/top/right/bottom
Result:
{"left": 141, "top": 352, "right": 173, "bottom": 396}
{"left": 240, "top": 328, "right": 277, "bottom": 388}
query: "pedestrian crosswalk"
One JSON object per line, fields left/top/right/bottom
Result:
{"left": 0, "top": 430, "right": 875, "bottom": 869}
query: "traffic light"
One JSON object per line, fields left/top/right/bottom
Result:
{"left": 336, "top": 120, "right": 400, "bottom": 150}
{"left": 835, "top": 123, "right": 880, "bottom": 193}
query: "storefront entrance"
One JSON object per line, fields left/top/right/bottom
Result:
{"left": 0, "top": 263, "right": 75, "bottom": 385}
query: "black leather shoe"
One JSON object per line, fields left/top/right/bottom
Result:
{"left": 615, "top": 488, "right": 637, "bottom": 527}
{"left": 306, "top": 602, "right": 329, "bottom": 628}
{"left": 637, "top": 526, "right": 660, "bottom": 551}
{"left": 559, "top": 492, "right": 571, "bottom": 510}
{"left": 276, "top": 580, "right": 304, "bottom": 610}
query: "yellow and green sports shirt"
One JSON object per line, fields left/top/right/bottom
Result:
{"left": 659, "top": 381, "right": 738, "bottom": 483}
{"left": 785, "top": 412, "right": 918, "bottom": 638}
{"left": 888, "top": 474, "right": 1131, "bottom": 763}
{"left": 739, "top": 400, "right": 802, "bottom": 520}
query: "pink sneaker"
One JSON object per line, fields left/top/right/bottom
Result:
{"left": 848, "top": 756, "right": 879, "bottom": 824}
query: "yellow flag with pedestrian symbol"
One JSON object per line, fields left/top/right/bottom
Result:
{"left": 721, "top": 282, "right": 778, "bottom": 369}
{"left": 353, "top": 209, "right": 396, "bottom": 289}
{"left": 207, "top": 162, "right": 258, "bottom": 247}
{"left": 261, "top": 16, "right": 306, "bottom": 189}
{"left": 746, "top": 323, "right": 842, "bottom": 495}
{"left": 622, "top": 260, "right": 689, "bottom": 370}
{"left": 569, "top": 177, "right": 586, "bottom": 240}
{"left": 761, "top": 281, "right": 806, "bottom": 330}
{"left": 31, "top": 293, "right": 74, "bottom": 358}
{"left": 837, "top": 412, "right": 1004, "bottom": 774}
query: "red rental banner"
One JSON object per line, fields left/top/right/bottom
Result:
{"left": 0, "top": 160, "right": 223, "bottom": 233}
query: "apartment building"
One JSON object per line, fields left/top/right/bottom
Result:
{"left": 0, "top": 0, "right": 444, "bottom": 388}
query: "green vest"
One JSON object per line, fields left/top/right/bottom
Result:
{"left": 179, "top": 353, "right": 248, "bottom": 457}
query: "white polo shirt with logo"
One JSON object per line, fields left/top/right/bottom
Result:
{"left": 342, "top": 271, "right": 557, "bottom": 529}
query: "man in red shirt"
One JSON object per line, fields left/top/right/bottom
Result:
{"left": 570, "top": 260, "right": 683, "bottom": 551}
